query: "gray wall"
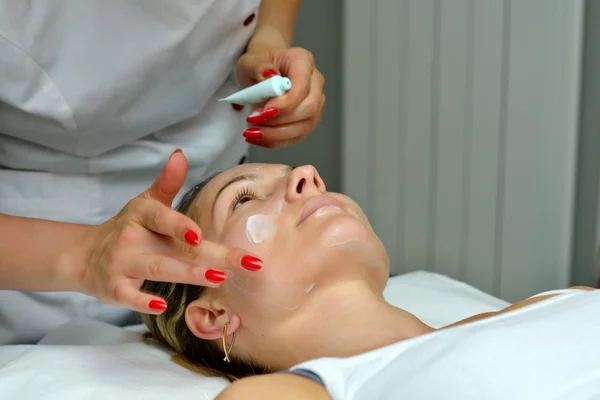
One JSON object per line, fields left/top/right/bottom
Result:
{"left": 247, "top": 0, "right": 600, "bottom": 289}
{"left": 571, "top": 0, "right": 600, "bottom": 287}
{"left": 248, "top": 0, "right": 342, "bottom": 192}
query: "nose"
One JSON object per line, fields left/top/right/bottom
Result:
{"left": 285, "top": 165, "right": 326, "bottom": 202}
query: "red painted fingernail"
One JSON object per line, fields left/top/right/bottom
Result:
{"left": 243, "top": 127, "right": 263, "bottom": 140}
{"left": 205, "top": 269, "right": 227, "bottom": 283}
{"left": 262, "top": 69, "right": 278, "bottom": 79}
{"left": 246, "top": 112, "right": 265, "bottom": 125}
{"left": 149, "top": 299, "right": 167, "bottom": 311}
{"left": 260, "top": 108, "right": 280, "bottom": 119}
{"left": 245, "top": 138, "right": 262, "bottom": 146}
{"left": 246, "top": 108, "right": 280, "bottom": 124}
{"left": 241, "top": 255, "right": 263, "bottom": 271}
{"left": 184, "top": 230, "right": 199, "bottom": 246}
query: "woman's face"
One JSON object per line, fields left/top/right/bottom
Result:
{"left": 188, "top": 163, "right": 389, "bottom": 349}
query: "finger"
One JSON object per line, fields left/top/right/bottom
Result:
{"left": 194, "top": 239, "right": 263, "bottom": 272}
{"left": 252, "top": 128, "right": 311, "bottom": 149}
{"left": 113, "top": 281, "right": 168, "bottom": 315}
{"left": 246, "top": 95, "right": 325, "bottom": 147}
{"left": 247, "top": 122, "right": 313, "bottom": 148}
{"left": 258, "top": 135, "right": 305, "bottom": 150}
{"left": 139, "top": 149, "right": 188, "bottom": 207}
{"left": 237, "top": 51, "right": 279, "bottom": 88}
{"left": 263, "top": 56, "right": 313, "bottom": 112}
{"left": 135, "top": 254, "right": 226, "bottom": 288}
{"left": 135, "top": 199, "right": 203, "bottom": 246}
{"left": 264, "top": 70, "right": 325, "bottom": 126}
{"left": 257, "top": 66, "right": 280, "bottom": 81}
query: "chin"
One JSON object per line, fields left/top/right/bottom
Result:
{"left": 315, "top": 214, "right": 389, "bottom": 272}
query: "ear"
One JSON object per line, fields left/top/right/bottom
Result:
{"left": 185, "top": 296, "right": 241, "bottom": 340}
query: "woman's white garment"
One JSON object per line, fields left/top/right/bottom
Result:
{"left": 0, "top": 0, "right": 260, "bottom": 345}
{"left": 292, "top": 289, "right": 600, "bottom": 400}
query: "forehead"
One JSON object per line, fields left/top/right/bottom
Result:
{"left": 190, "top": 163, "right": 287, "bottom": 231}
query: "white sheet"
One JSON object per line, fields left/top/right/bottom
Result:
{"left": 0, "top": 271, "right": 510, "bottom": 399}
{"left": 382, "top": 271, "right": 509, "bottom": 328}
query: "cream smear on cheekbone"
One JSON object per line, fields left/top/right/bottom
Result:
{"left": 245, "top": 214, "right": 278, "bottom": 243}
{"left": 245, "top": 198, "right": 284, "bottom": 244}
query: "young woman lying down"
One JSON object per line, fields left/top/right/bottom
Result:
{"left": 140, "top": 163, "right": 600, "bottom": 400}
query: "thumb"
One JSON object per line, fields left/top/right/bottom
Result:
{"left": 139, "top": 149, "right": 188, "bottom": 206}
{"left": 238, "top": 51, "right": 280, "bottom": 88}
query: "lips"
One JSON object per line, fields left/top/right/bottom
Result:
{"left": 296, "top": 194, "right": 346, "bottom": 226}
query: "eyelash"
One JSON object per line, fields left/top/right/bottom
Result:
{"left": 230, "top": 187, "right": 258, "bottom": 210}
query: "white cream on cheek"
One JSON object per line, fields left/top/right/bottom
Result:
{"left": 245, "top": 213, "right": 278, "bottom": 243}
{"left": 244, "top": 198, "right": 284, "bottom": 244}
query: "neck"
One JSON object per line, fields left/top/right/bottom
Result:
{"left": 277, "top": 281, "right": 434, "bottom": 368}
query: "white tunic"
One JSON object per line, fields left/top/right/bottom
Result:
{"left": 292, "top": 289, "right": 600, "bottom": 399}
{"left": 0, "top": 0, "right": 260, "bottom": 344}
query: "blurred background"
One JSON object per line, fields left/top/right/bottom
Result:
{"left": 249, "top": 0, "right": 597, "bottom": 302}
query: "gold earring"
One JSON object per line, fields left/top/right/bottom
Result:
{"left": 222, "top": 322, "right": 236, "bottom": 362}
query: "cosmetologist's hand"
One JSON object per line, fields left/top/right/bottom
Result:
{"left": 236, "top": 46, "right": 326, "bottom": 148}
{"left": 75, "top": 150, "right": 263, "bottom": 315}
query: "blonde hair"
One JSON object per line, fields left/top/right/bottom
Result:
{"left": 140, "top": 280, "right": 261, "bottom": 381}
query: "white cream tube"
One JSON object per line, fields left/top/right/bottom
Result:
{"left": 219, "top": 76, "right": 292, "bottom": 105}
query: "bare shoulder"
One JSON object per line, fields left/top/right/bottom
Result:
{"left": 446, "top": 285, "right": 596, "bottom": 329}
{"left": 215, "top": 373, "right": 331, "bottom": 400}
{"left": 491, "top": 285, "right": 596, "bottom": 315}
{"left": 568, "top": 285, "right": 596, "bottom": 291}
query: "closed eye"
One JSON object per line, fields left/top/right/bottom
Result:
{"left": 230, "top": 187, "right": 258, "bottom": 210}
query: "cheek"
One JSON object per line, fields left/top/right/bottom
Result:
{"left": 220, "top": 218, "right": 255, "bottom": 250}
{"left": 219, "top": 214, "right": 279, "bottom": 253}
{"left": 218, "top": 216, "right": 282, "bottom": 297}
{"left": 219, "top": 217, "right": 311, "bottom": 313}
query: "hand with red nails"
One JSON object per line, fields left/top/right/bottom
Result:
{"left": 236, "top": 46, "right": 326, "bottom": 149}
{"left": 74, "top": 150, "right": 262, "bottom": 315}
